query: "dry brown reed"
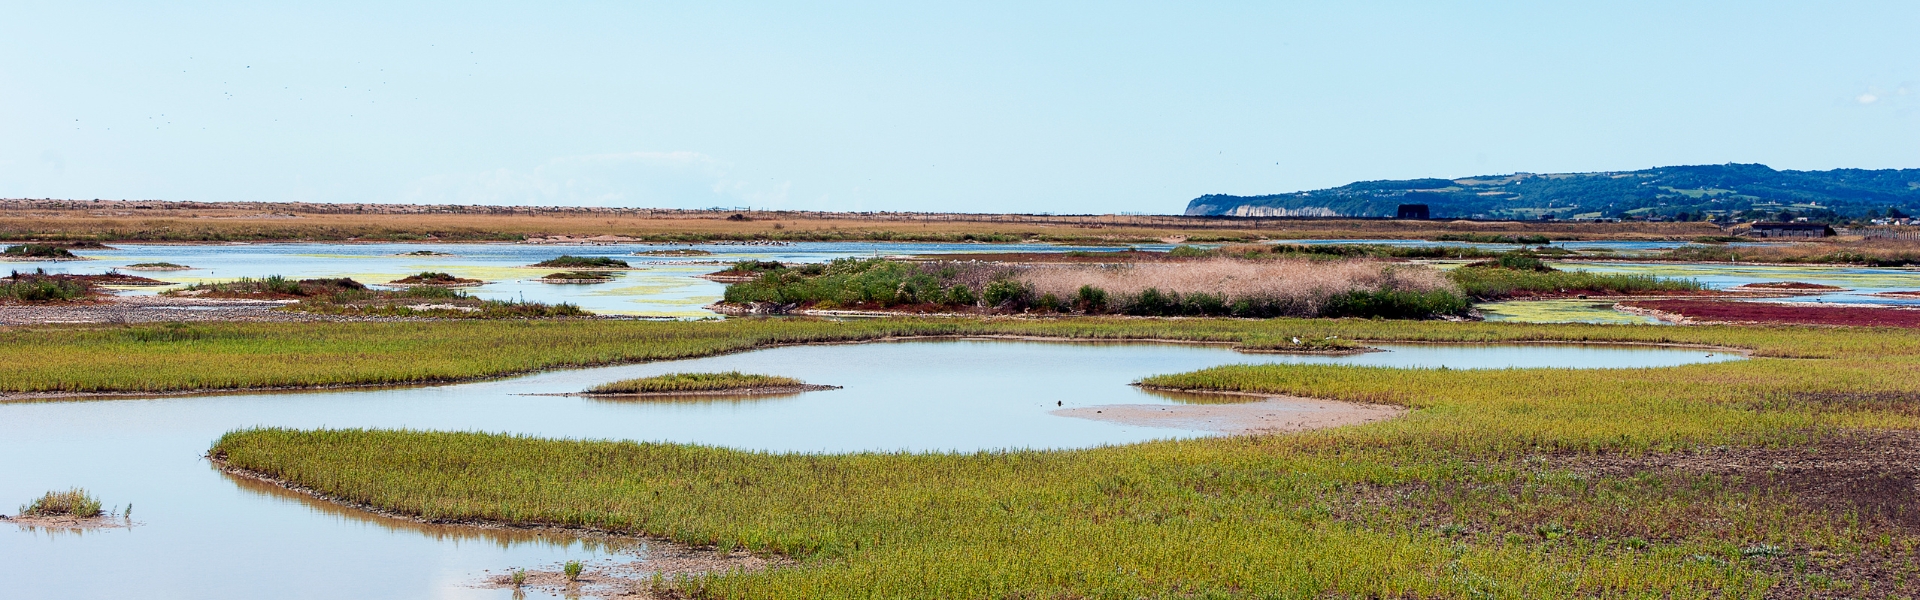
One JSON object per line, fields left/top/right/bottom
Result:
{"left": 1018, "top": 258, "right": 1454, "bottom": 306}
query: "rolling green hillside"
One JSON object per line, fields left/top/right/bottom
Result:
{"left": 1188, "top": 163, "right": 1920, "bottom": 222}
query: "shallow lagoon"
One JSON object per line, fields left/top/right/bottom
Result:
{"left": 1, "top": 339, "right": 1742, "bottom": 599}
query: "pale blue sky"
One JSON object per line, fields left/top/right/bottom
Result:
{"left": 2, "top": 2, "right": 1915, "bottom": 213}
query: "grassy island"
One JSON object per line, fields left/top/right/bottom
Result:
{"left": 585, "top": 372, "right": 811, "bottom": 395}
{"left": 167, "top": 276, "right": 583, "bottom": 319}
{"left": 125, "top": 262, "right": 191, "bottom": 270}
{"left": 531, "top": 255, "right": 630, "bottom": 269}
{"left": 389, "top": 272, "right": 483, "bottom": 286}
{"left": 2, "top": 244, "right": 80, "bottom": 259}
{"left": 17, "top": 488, "right": 103, "bottom": 518}
{"left": 538, "top": 271, "right": 614, "bottom": 283}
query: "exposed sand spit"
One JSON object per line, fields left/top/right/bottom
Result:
{"left": 1055, "top": 392, "right": 1405, "bottom": 434}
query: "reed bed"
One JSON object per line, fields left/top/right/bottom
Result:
{"left": 1018, "top": 258, "right": 1462, "bottom": 317}
{"left": 587, "top": 372, "right": 804, "bottom": 394}
{"left": 210, "top": 322, "right": 1920, "bottom": 599}
{"left": 723, "top": 258, "right": 1471, "bottom": 318}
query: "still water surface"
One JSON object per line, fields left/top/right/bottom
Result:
{"left": 2, "top": 340, "right": 1741, "bottom": 599}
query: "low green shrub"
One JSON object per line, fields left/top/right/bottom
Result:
{"left": 20, "top": 488, "right": 103, "bottom": 518}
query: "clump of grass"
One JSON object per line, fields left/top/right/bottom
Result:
{"left": 538, "top": 271, "right": 614, "bottom": 282}
{"left": 531, "top": 255, "right": 629, "bottom": 269}
{"left": 390, "top": 272, "right": 481, "bottom": 286}
{"left": 587, "top": 372, "right": 804, "bottom": 394}
{"left": 509, "top": 569, "right": 527, "bottom": 587}
{"left": 19, "top": 488, "right": 103, "bottom": 518}
{"left": 2, "top": 244, "right": 79, "bottom": 259}
{"left": 563, "top": 560, "right": 584, "bottom": 582}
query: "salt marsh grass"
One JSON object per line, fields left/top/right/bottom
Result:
{"left": 587, "top": 372, "right": 803, "bottom": 394}
{"left": 183, "top": 319, "right": 1920, "bottom": 597}
{"left": 19, "top": 488, "right": 103, "bottom": 518}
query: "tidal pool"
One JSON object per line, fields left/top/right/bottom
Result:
{"left": 1, "top": 339, "right": 1741, "bottom": 599}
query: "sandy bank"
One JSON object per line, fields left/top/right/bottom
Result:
{"left": 1056, "top": 390, "right": 1405, "bottom": 435}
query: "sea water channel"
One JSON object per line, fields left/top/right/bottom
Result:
{"left": 2, "top": 339, "right": 1743, "bottom": 599}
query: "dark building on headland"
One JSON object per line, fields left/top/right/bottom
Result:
{"left": 1395, "top": 204, "right": 1430, "bottom": 220}
{"left": 1745, "top": 222, "right": 1835, "bottom": 238}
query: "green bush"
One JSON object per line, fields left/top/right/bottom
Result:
{"left": 1074, "top": 285, "right": 1108, "bottom": 312}
{"left": 981, "top": 279, "right": 1030, "bottom": 307}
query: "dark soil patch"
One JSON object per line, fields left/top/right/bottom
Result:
{"left": 1622, "top": 300, "right": 1920, "bottom": 328}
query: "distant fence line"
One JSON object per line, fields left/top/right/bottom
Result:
{"left": 1843, "top": 227, "right": 1920, "bottom": 241}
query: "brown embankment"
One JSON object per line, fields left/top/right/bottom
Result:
{"left": 0, "top": 198, "right": 1724, "bottom": 243}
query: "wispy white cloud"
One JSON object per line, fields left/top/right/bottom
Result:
{"left": 400, "top": 151, "right": 790, "bottom": 208}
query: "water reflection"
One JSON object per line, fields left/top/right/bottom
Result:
{"left": 220, "top": 470, "right": 637, "bottom": 554}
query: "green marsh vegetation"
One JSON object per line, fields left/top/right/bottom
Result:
{"left": 2, "top": 243, "right": 79, "bottom": 259}
{"left": 389, "top": 271, "right": 481, "bottom": 286}
{"left": 723, "top": 257, "right": 1472, "bottom": 318}
{"left": 18, "top": 488, "right": 103, "bottom": 518}
{"left": 168, "top": 275, "right": 585, "bottom": 319}
{"left": 538, "top": 271, "right": 615, "bottom": 283}
{"left": 1, "top": 269, "right": 92, "bottom": 303}
{"left": 0, "top": 317, "right": 1819, "bottom": 396}
{"left": 1446, "top": 253, "right": 1705, "bottom": 300}
{"left": 1656, "top": 239, "right": 1920, "bottom": 267}
{"left": 531, "top": 255, "right": 630, "bottom": 269}
{"left": 587, "top": 372, "right": 806, "bottom": 394}
{"left": 207, "top": 321, "right": 1920, "bottom": 598}
{"left": 125, "top": 261, "right": 190, "bottom": 269}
